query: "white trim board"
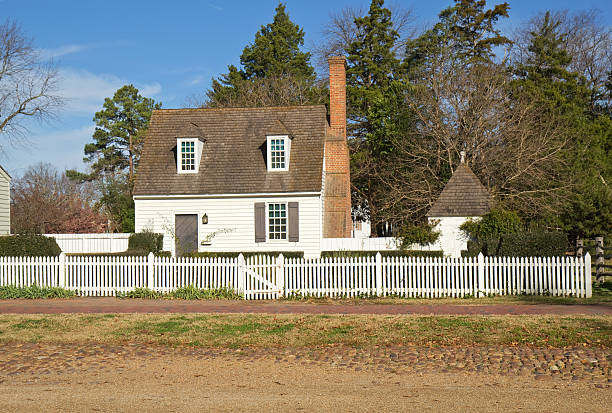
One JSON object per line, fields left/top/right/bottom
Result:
{"left": 134, "top": 192, "right": 321, "bottom": 200}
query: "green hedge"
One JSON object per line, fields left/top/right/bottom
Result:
{"left": 128, "top": 232, "right": 163, "bottom": 254}
{"left": 68, "top": 251, "right": 171, "bottom": 257}
{"left": 191, "top": 251, "right": 304, "bottom": 259}
{"left": 497, "top": 232, "right": 568, "bottom": 257}
{"left": 461, "top": 232, "right": 568, "bottom": 257}
{"left": 321, "top": 250, "right": 444, "bottom": 258}
{"left": 0, "top": 235, "right": 62, "bottom": 256}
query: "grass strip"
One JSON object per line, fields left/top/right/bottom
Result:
{"left": 0, "top": 314, "right": 609, "bottom": 349}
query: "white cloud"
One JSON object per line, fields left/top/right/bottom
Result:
{"left": 58, "top": 68, "right": 162, "bottom": 114}
{"left": 1, "top": 124, "right": 96, "bottom": 176}
{"left": 187, "top": 75, "right": 204, "bottom": 86}
{"left": 38, "top": 44, "right": 86, "bottom": 60}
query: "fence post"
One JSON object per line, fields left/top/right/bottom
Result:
{"left": 277, "top": 254, "right": 285, "bottom": 298}
{"left": 595, "top": 237, "right": 604, "bottom": 284}
{"left": 58, "top": 252, "right": 66, "bottom": 288}
{"left": 147, "top": 252, "right": 155, "bottom": 290}
{"left": 576, "top": 239, "right": 583, "bottom": 258}
{"left": 375, "top": 252, "right": 382, "bottom": 297}
{"left": 585, "top": 252, "right": 592, "bottom": 298}
{"left": 238, "top": 253, "right": 246, "bottom": 298}
{"left": 477, "top": 253, "right": 485, "bottom": 298}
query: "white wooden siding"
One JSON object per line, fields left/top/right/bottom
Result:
{"left": 134, "top": 195, "right": 322, "bottom": 257}
{"left": 45, "top": 233, "right": 131, "bottom": 253}
{"left": 429, "top": 216, "right": 473, "bottom": 257}
{"left": 0, "top": 167, "right": 10, "bottom": 235}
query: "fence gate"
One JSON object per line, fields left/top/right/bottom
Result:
{"left": 241, "top": 255, "right": 283, "bottom": 300}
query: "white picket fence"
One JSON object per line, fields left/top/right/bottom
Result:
{"left": 0, "top": 253, "right": 592, "bottom": 299}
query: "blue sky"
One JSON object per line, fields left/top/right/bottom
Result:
{"left": 2, "top": 0, "right": 611, "bottom": 177}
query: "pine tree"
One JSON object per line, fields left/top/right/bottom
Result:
{"left": 240, "top": 3, "right": 314, "bottom": 81}
{"left": 67, "top": 85, "right": 160, "bottom": 232}
{"left": 513, "top": 12, "right": 611, "bottom": 237}
{"left": 68, "top": 85, "right": 161, "bottom": 185}
{"left": 345, "top": 0, "right": 405, "bottom": 235}
{"left": 206, "top": 3, "right": 320, "bottom": 107}
{"left": 405, "top": 0, "right": 511, "bottom": 69}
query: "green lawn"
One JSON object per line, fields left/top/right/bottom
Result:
{"left": 0, "top": 313, "right": 609, "bottom": 349}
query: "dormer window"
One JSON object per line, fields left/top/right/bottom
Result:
{"left": 177, "top": 138, "right": 203, "bottom": 174}
{"left": 267, "top": 135, "right": 290, "bottom": 171}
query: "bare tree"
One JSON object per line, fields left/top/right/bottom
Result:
{"left": 0, "top": 20, "right": 62, "bottom": 147}
{"left": 312, "top": 2, "right": 416, "bottom": 71}
{"left": 10, "top": 163, "right": 107, "bottom": 234}
{"left": 376, "top": 56, "right": 573, "bottom": 226}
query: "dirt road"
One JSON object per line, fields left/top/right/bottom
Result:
{"left": 1, "top": 343, "right": 610, "bottom": 412}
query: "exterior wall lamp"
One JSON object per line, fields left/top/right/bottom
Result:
{"left": 202, "top": 213, "right": 208, "bottom": 224}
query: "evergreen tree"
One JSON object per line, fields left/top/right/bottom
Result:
{"left": 405, "top": 0, "right": 511, "bottom": 69}
{"left": 240, "top": 3, "right": 314, "bottom": 81}
{"left": 68, "top": 85, "right": 161, "bottom": 185}
{"left": 513, "top": 12, "right": 611, "bottom": 237}
{"left": 67, "top": 85, "right": 160, "bottom": 232}
{"left": 206, "top": 3, "right": 321, "bottom": 107}
{"left": 345, "top": 0, "right": 405, "bottom": 235}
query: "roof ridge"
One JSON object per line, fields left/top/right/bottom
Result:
{"left": 154, "top": 105, "right": 326, "bottom": 113}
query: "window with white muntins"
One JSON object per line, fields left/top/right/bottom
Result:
{"left": 268, "top": 203, "right": 287, "bottom": 240}
{"left": 177, "top": 138, "right": 202, "bottom": 174}
{"left": 267, "top": 135, "right": 290, "bottom": 171}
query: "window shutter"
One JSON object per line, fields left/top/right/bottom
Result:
{"left": 288, "top": 202, "right": 299, "bottom": 242}
{"left": 254, "top": 202, "right": 266, "bottom": 242}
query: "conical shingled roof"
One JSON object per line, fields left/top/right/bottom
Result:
{"left": 426, "top": 162, "right": 492, "bottom": 217}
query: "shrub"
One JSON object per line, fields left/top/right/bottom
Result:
{"left": 461, "top": 232, "right": 568, "bottom": 257}
{"left": 0, "top": 235, "right": 61, "bottom": 256}
{"left": 68, "top": 250, "right": 172, "bottom": 257}
{"left": 0, "top": 285, "right": 75, "bottom": 299}
{"left": 398, "top": 222, "right": 440, "bottom": 248}
{"left": 128, "top": 231, "right": 163, "bottom": 254}
{"left": 497, "top": 232, "right": 568, "bottom": 257}
{"left": 321, "top": 250, "right": 444, "bottom": 258}
{"left": 460, "top": 208, "right": 522, "bottom": 240}
{"left": 115, "top": 286, "right": 242, "bottom": 300}
{"left": 191, "top": 251, "right": 304, "bottom": 259}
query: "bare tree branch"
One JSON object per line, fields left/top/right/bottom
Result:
{"left": 0, "top": 20, "right": 62, "bottom": 148}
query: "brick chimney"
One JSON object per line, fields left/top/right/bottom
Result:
{"left": 328, "top": 56, "right": 346, "bottom": 138}
{"left": 323, "top": 57, "right": 352, "bottom": 238}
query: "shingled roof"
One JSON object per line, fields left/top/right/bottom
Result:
{"left": 133, "top": 105, "right": 328, "bottom": 196}
{"left": 426, "top": 162, "right": 492, "bottom": 217}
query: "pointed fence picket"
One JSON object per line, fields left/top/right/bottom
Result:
{"left": 0, "top": 252, "right": 592, "bottom": 299}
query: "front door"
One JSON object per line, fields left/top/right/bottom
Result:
{"left": 175, "top": 214, "right": 198, "bottom": 256}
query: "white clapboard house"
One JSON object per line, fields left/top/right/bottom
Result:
{"left": 133, "top": 58, "right": 352, "bottom": 257}
{"left": 0, "top": 165, "right": 10, "bottom": 235}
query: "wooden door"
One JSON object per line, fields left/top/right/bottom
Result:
{"left": 175, "top": 214, "right": 198, "bottom": 256}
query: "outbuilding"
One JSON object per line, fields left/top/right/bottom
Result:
{"left": 426, "top": 153, "right": 492, "bottom": 257}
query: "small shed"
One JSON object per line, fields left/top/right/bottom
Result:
{"left": 0, "top": 165, "right": 11, "bottom": 235}
{"left": 426, "top": 154, "right": 491, "bottom": 257}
